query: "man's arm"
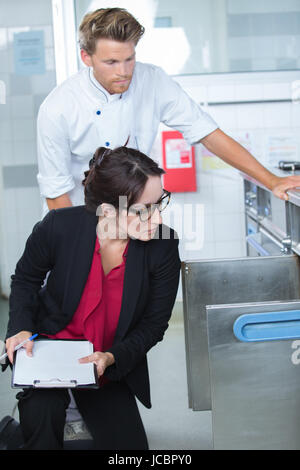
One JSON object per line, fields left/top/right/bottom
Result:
{"left": 37, "top": 103, "right": 75, "bottom": 207}
{"left": 153, "top": 67, "right": 300, "bottom": 201}
{"left": 46, "top": 193, "right": 72, "bottom": 211}
{"left": 200, "top": 129, "right": 300, "bottom": 201}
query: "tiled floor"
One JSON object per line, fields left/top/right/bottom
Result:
{"left": 138, "top": 316, "right": 213, "bottom": 450}
{"left": 0, "top": 298, "right": 213, "bottom": 450}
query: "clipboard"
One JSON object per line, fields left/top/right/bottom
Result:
{"left": 12, "top": 339, "right": 99, "bottom": 389}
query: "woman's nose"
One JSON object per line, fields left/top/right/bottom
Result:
{"left": 151, "top": 207, "right": 162, "bottom": 225}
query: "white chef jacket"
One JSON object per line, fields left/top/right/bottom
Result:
{"left": 37, "top": 62, "right": 218, "bottom": 216}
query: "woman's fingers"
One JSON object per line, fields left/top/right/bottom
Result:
{"left": 5, "top": 331, "right": 33, "bottom": 364}
{"left": 78, "top": 353, "right": 96, "bottom": 364}
{"left": 78, "top": 352, "right": 106, "bottom": 377}
{"left": 6, "top": 338, "right": 18, "bottom": 364}
{"left": 25, "top": 340, "right": 34, "bottom": 357}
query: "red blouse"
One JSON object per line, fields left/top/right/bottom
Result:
{"left": 46, "top": 237, "right": 129, "bottom": 374}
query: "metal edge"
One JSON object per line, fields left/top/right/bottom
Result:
{"left": 181, "top": 261, "right": 193, "bottom": 409}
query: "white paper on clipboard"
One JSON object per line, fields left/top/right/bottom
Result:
{"left": 12, "top": 340, "right": 97, "bottom": 388}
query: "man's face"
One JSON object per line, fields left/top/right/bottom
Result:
{"left": 81, "top": 38, "right": 136, "bottom": 95}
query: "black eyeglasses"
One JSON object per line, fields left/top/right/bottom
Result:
{"left": 128, "top": 189, "right": 171, "bottom": 222}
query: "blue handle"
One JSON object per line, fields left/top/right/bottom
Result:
{"left": 233, "top": 310, "right": 300, "bottom": 342}
{"left": 246, "top": 235, "right": 270, "bottom": 256}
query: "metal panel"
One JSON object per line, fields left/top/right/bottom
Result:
{"left": 207, "top": 300, "right": 300, "bottom": 450}
{"left": 182, "top": 255, "right": 300, "bottom": 411}
{"left": 246, "top": 230, "right": 284, "bottom": 256}
{"left": 288, "top": 202, "right": 300, "bottom": 256}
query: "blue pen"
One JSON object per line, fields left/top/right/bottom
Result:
{"left": 0, "top": 333, "right": 38, "bottom": 361}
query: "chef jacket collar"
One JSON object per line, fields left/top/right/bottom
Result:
{"left": 89, "top": 67, "right": 122, "bottom": 103}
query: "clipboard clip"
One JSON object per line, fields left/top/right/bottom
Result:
{"left": 33, "top": 379, "right": 77, "bottom": 388}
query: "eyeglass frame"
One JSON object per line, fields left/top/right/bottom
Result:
{"left": 127, "top": 189, "right": 171, "bottom": 222}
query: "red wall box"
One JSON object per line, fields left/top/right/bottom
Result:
{"left": 161, "top": 130, "right": 197, "bottom": 193}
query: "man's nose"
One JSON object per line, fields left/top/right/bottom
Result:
{"left": 116, "top": 62, "right": 129, "bottom": 77}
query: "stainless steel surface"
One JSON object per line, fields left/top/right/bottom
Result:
{"left": 181, "top": 255, "right": 300, "bottom": 411}
{"left": 287, "top": 189, "right": 300, "bottom": 208}
{"left": 281, "top": 236, "right": 293, "bottom": 253}
{"left": 243, "top": 170, "right": 294, "bottom": 258}
{"left": 287, "top": 202, "right": 300, "bottom": 256}
{"left": 182, "top": 169, "right": 300, "bottom": 448}
{"left": 207, "top": 300, "right": 300, "bottom": 450}
{"left": 258, "top": 194, "right": 288, "bottom": 241}
{"left": 244, "top": 180, "right": 258, "bottom": 214}
{"left": 201, "top": 99, "right": 293, "bottom": 106}
{"left": 241, "top": 168, "right": 300, "bottom": 209}
{"left": 245, "top": 214, "right": 258, "bottom": 256}
{"left": 279, "top": 161, "right": 300, "bottom": 171}
{"left": 242, "top": 168, "right": 300, "bottom": 257}
{"left": 246, "top": 230, "right": 284, "bottom": 256}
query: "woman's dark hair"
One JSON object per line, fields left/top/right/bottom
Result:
{"left": 82, "top": 146, "right": 165, "bottom": 213}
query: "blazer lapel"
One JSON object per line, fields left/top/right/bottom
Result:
{"left": 113, "top": 239, "right": 145, "bottom": 342}
{"left": 61, "top": 207, "right": 145, "bottom": 339}
{"left": 62, "top": 208, "right": 98, "bottom": 317}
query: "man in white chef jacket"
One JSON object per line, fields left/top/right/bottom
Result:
{"left": 37, "top": 7, "right": 300, "bottom": 216}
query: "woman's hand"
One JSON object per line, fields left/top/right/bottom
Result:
{"left": 5, "top": 331, "right": 33, "bottom": 364}
{"left": 78, "top": 351, "right": 115, "bottom": 377}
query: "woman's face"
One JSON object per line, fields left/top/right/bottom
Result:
{"left": 120, "top": 175, "right": 164, "bottom": 241}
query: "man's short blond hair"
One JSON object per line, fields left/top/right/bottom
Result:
{"left": 79, "top": 8, "right": 145, "bottom": 55}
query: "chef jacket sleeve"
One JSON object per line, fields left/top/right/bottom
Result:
{"left": 155, "top": 66, "right": 219, "bottom": 144}
{"left": 36, "top": 104, "right": 75, "bottom": 199}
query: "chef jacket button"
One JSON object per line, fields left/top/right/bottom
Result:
{"left": 96, "top": 110, "right": 101, "bottom": 115}
{"left": 105, "top": 142, "right": 110, "bottom": 147}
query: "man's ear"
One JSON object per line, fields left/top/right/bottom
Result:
{"left": 80, "top": 49, "right": 93, "bottom": 67}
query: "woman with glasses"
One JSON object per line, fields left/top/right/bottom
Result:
{"left": 4, "top": 146, "right": 181, "bottom": 450}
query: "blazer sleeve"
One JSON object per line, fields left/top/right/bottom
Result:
{"left": 105, "top": 235, "right": 181, "bottom": 381}
{"left": 6, "top": 210, "right": 55, "bottom": 339}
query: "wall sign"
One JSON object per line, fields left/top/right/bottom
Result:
{"left": 14, "top": 30, "right": 45, "bottom": 75}
{"left": 162, "top": 130, "right": 197, "bottom": 192}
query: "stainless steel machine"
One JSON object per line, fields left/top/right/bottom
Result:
{"left": 182, "top": 168, "right": 300, "bottom": 449}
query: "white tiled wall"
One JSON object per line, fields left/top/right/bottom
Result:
{"left": 0, "top": 2, "right": 300, "bottom": 306}
{"left": 156, "top": 70, "right": 300, "bottom": 300}
{"left": 0, "top": 0, "right": 55, "bottom": 297}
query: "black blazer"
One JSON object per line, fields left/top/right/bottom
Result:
{"left": 6, "top": 206, "right": 181, "bottom": 409}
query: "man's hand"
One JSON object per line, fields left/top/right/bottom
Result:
{"left": 200, "top": 129, "right": 300, "bottom": 201}
{"left": 270, "top": 175, "right": 300, "bottom": 201}
{"left": 78, "top": 351, "right": 115, "bottom": 377}
{"left": 5, "top": 331, "right": 33, "bottom": 364}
